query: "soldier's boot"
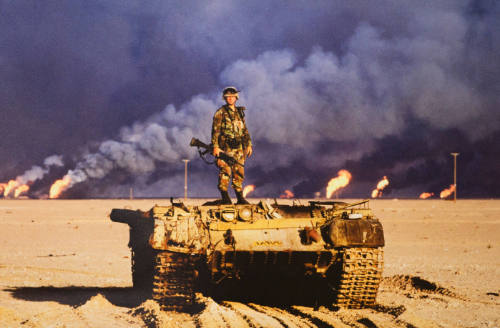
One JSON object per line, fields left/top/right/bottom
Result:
{"left": 220, "top": 190, "right": 232, "bottom": 205}
{"left": 235, "top": 190, "right": 250, "bottom": 205}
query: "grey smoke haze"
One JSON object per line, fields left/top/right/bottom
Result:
{"left": 0, "top": 1, "right": 499, "bottom": 198}
{"left": 43, "top": 155, "right": 64, "bottom": 168}
{"left": 17, "top": 155, "right": 63, "bottom": 185}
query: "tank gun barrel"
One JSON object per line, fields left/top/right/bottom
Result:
{"left": 109, "top": 209, "right": 150, "bottom": 226}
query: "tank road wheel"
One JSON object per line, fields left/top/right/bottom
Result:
{"left": 152, "top": 251, "right": 197, "bottom": 311}
{"left": 330, "top": 247, "right": 384, "bottom": 309}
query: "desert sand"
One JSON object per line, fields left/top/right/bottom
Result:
{"left": 0, "top": 198, "right": 498, "bottom": 328}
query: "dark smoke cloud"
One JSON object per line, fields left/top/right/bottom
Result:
{"left": 1, "top": 1, "right": 499, "bottom": 198}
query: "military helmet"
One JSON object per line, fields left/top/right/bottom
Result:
{"left": 222, "top": 86, "right": 239, "bottom": 99}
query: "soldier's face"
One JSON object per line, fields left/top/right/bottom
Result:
{"left": 225, "top": 95, "right": 237, "bottom": 105}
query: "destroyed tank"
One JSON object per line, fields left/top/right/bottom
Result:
{"left": 110, "top": 199, "right": 384, "bottom": 311}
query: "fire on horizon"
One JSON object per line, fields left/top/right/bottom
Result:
{"left": 1, "top": 169, "right": 458, "bottom": 200}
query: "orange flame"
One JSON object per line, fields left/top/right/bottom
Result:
{"left": 440, "top": 184, "right": 456, "bottom": 199}
{"left": 376, "top": 176, "right": 389, "bottom": 190}
{"left": 242, "top": 184, "right": 255, "bottom": 198}
{"left": 280, "top": 189, "right": 294, "bottom": 199}
{"left": 326, "top": 170, "right": 352, "bottom": 198}
{"left": 0, "top": 183, "right": 6, "bottom": 194}
{"left": 3, "top": 180, "right": 19, "bottom": 197}
{"left": 371, "top": 176, "right": 389, "bottom": 198}
{"left": 14, "top": 185, "right": 30, "bottom": 198}
{"left": 49, "top": 175, "right": 72, "bottom": 199}
{"left": 419, "top": 192, "right": 434, "bottom": 199}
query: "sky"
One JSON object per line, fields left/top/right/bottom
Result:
{"left": 1, "top": 0, "right": 499, "bottom": 199}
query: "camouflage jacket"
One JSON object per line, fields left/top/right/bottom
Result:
{"left": 211, "top": 105, "right": 252, "bottom": 151}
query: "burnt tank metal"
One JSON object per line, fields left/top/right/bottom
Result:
{"left": 110, "top": 199, "right": 384, "bottom": 311}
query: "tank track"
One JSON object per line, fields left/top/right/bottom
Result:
{"left": 332, "top": 247, "right": 384, "bottom": 309}
{"left": 152, "top": 251, "right": 197, "bottom": 311}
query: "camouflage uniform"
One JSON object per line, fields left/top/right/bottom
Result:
{"left": 211, "top": 105, "right": 252, "bottom": 192}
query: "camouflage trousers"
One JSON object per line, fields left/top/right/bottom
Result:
{"left": 217, "top": 149, "right": 245, "bottom": 192}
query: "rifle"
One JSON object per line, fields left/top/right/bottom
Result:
{"left": 190, "top": 138, "right": 244, "bottom": 167}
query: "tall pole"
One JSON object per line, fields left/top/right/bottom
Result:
{"left": 451, "top": 153, "right": 459, "bottom": 202}
{"left": 182, "top": 159, "right": 189, "bottom": 202}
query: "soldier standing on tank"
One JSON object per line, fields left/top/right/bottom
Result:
{"left": 212, "top": 87, "right": 252, "bottom": 205}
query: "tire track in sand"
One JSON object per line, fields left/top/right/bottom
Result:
{"left": 287, "top": 306, "right": 346, "bottom": 328}
{"left": 223, "top": 302, "right": 284, "bottom": 328}
{"left": 195, "top": 296, "right": 248, "bottom": 328}
{"left": 247, "top": 303, "right": 315, "bottom": 328}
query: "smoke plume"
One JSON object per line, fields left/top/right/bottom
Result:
{"left": 1, "top": 1, "right": 499, "bottom": 198}
{"left": 16, "top": 155, "right": 63, "bottom": 185}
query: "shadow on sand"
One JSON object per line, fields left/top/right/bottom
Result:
{"left": 6, "top": 276, "right": 338, "bottom": 313}
{"left": 206, "top": 275, "right": 337, "bottom": 309}
{"left": 5, "top": 286, "right": 149, "bottom": 308}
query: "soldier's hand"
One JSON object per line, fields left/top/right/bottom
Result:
{"left": 245, "top": 146, "right": 253, "bottom": 158}
{"left": 213, "top": 147, "right": 222, "bottom": 157}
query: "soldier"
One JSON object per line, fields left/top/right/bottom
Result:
{"left": 212, "top": 86, "right": 252, "bottom": 204}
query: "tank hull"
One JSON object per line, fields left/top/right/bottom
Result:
{"left": 109, "top": 199, "right": 384, "bottom": 310}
